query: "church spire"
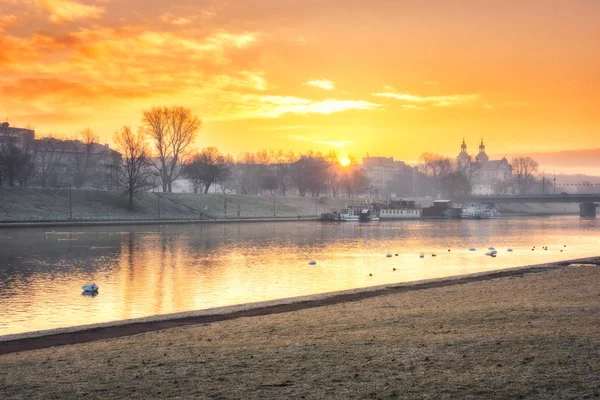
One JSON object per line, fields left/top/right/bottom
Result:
{"left": 476, "top": 137, "right": 489, "bottom": 162}
{"left": 461, "top": 137, "right": 467, "bottom": 153}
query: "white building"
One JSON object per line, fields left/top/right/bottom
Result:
{"left": 457, "top": 139, "right": 512, "bottom": 195}
{"left": 362, "top": 156, "right": 417, "bottom": 198}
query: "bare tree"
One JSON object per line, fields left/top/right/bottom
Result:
{"left": 291, "top": 154, "right": 328, "bottom": 197}
{"left": 184, "top": 147, "right": 230, "bottom": 194}
{"left": 511, "top": 156, "right": 539, "bottom": 194}
{"left": 142, "top": 106, "right": 201, "bottom": 192}
{"left": 272, "top": 150, "right": 295, "bottom": 196}
{"left": 0, "top": 138, "right": 32, "bottom": 187}
{"left": 342, "top": 165, "right": 370, "bottom": 197}
{"left": 493, "top": 178, "right": 514, "bottom": 195}
{"left": 442, "top": 170, "right": 471, "bottom": 197}
{"left": 419, "top": 153, "right": 454, "bottom": 196}
{"left": 35, "top": 135, "right": 66, "bottom": 188}
{"left": 72, "top": 128, "right": 99, "bottom": 188}
{"left": 325, "top": 150, "right": 343, "bottom": 197}
{"left": 260, "top": 174, "right": 278, "bottom": 195}
{"left": 113, "top": 126, "right": 152, "bottom": 208}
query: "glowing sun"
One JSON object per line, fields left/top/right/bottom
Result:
{"left": 340, "top": 157, "right": 351, "bottom": 166}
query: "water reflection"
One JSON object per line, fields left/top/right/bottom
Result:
{"left": 1, "top": 216, "right": 599, "bottom": 336}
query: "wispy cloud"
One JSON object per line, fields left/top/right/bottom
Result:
{"left": 206, "top": 95, "right": 380, "bottom": 120}
{"left": 37, "top": 0, "right": 106, "bottom": 24}
{"left": 304, "top": 79, "right": 336, "bottom": 91}
{"left": 373, "top": 87, "right": 482, "bottom": 107}
{"left": 256, "top": 96, "right": 379, "bottom": 117}
{"left": 0, "top": 14, "right": 18, "bottom": 31}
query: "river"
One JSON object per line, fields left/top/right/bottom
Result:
{"left": 0, "top": 216, "right": 598, "bottom": 336}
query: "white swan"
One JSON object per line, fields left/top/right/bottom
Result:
{"left": 82, "top": 283, "right": 99, "bottom": 292}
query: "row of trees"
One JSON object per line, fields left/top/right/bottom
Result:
{"left": 114, "top": 106, "right": 373, "bottom": 207}
{"left": 181, "top": 149, "right": 371, "bottom": 198}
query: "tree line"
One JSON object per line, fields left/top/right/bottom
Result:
{"left": 113, "top": 106, "right": 373, "bottom": 208}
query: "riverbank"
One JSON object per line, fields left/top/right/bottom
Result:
{"left": 0, "top": 188, "right": 349, "bottom": 223}
{"left": 1, "top": 258, "right": 599, "bottom": 398}
{"left": 0, "top": 188, "right": 581, "bottom": 226}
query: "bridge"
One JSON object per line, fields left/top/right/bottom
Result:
{"left": 452, "top": 194, "right": 600, "bottom": 218}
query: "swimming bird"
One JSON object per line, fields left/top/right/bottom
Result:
{"left": 386, "top": 254, "right": 392, "bottom": 258}
{"left": 469, "top": 248, "right": 476, "bottom": 252}
{"left": 369, "top": 273, "right": 373, "bottom": 277}
{"left": 393, "top": 268, "right": 396, "bottom": 271}
{"left": 420, "top": 253, "right": 425, "bottom": 258}
{"left": 308, "top": 260, "right": 317, "bottom": 265}
{"left": 432, "top": 254, "right": 437, "bottom": 257}
{"left": 82, "top": 283, "right": 99, "bottom": 293}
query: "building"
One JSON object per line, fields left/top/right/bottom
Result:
{"left": 362, "top": 156, "right": 418, "bottom": 198}
{"left": 0, "top": 122, "right": 35, "bottom": 148}
{"left": 1, "top": 122, "right": 122, "bottom": 189}
{"left": 33, "top": 138, "right": 121, "bottom": 189}
{"left": 457, "top": 139, "right": 512, "bottom": 195}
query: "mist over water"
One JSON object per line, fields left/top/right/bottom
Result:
{"left": 1, "top": 216, "right": 599, "bottom": 336}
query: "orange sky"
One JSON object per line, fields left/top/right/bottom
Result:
{"left": 1, "top": 0, "right": 599, "bottom": 162}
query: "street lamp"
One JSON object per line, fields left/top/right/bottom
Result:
{"left": 157, "top": 194, "right": 160, "bottom": 220}
{"left": 69, "top": 185, "right": 72, "bottom": 220}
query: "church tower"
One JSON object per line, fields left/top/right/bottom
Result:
{"left": 457, "top": 138, "right": 471, "bottom": 169}
{"left": 476, "top": 138, "right": 489, "bottom": 163}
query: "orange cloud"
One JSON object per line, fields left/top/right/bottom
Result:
{"left": 37, "top": 0, "right": 106, "bottom": 24}
{"left": 0, "top": 14, "right": 19, "bottom": 31}
{"left": 304, "top": 80, "right": 336, "bottom": 91}
{"left": 373, "top": 87, "right": 483, "bottom": 108}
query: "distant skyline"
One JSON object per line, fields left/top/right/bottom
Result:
{"left": 1, "top": 0, "right": 599, "bottom": 164}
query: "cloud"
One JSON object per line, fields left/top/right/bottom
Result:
{"left": 0, "top": 14, "right": 19, "bottom": 31}
{"left": 304, "top": 80, "right": 336, "bottom": 91}
{"left": 255, "top": 96, "right": 379, "bottom": 118}
{"left": 373, "top": 87, "right": 483, "bottom": 107}
{"left": 37, "top": 0, "right": 106, "bottom": 24}
{"left": 206, "top": 95, "right": 381, "bottom": 121}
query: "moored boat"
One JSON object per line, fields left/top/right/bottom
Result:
{"left": 379, "top": 200, "right": 421, "bottom": 220}
{"left": 461, "top": 203, "right": 500, "bottom": 219}
{"left": 339, "top": 208, "right": 360, "bottom": 222}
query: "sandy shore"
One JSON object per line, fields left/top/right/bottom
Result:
{"left": 1, "top": 260, "right": 600, "bottom": 399}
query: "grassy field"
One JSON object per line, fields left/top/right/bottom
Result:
{"left": 1, "top": 264, "right": 599, "bottom": 399}
{"left": 0, "top": 188, "right": 352, "bottom": 222}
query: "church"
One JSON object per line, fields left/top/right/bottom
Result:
{"left": 457, "top": 139, "right": 512, "bottom": 195}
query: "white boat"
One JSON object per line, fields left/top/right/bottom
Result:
{"left": 339, "top": 208, "right": 360, "bottom": 222}
{"left": 379, "top": 200, "right": 421, "bottom": 220}
{"left": 461, "top": 203, "right": 499, "bottom": 219}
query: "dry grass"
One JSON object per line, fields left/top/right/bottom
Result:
{"left": 1, "top": 266, "right": 600, "bottom": 399}
{"left": 0, "top": 188, "right": 350, "bottom": 221}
